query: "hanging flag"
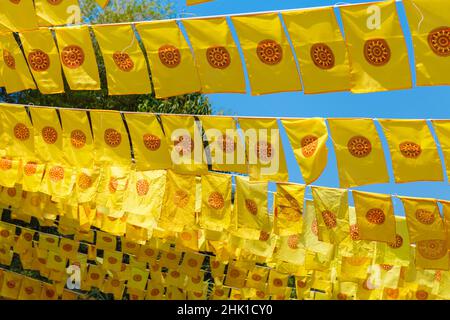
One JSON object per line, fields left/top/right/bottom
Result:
{"left": 440, "top": 200, "right": 450, "bottom": 249}
{"left": 135, "top": 20, "right": 201, "bottom": 98}
{"left": 187, "top": 0, "right": 212, "bottom": 5}
{"left": 352, "top": 190, "right": 397, "bottom": 243}
{"left": 403, "top": 0, "right": 450, "bottom": 86}
{"left": 415, "top": 239, "right": 449, "bottom": 270}
{"left": 238, "top": 118, "right": 289, "bottom": 182}
{"left": 18, "top": 277, "right": 42, "bottom": 300}
{"left": 376, "top": 216, "right": 410, "bottom": 267}
{"left": 0, "top": 33, "right": 36, "bottom": 94}
{"left": 123, "top": 113, "right": 171, "bottom": 171}
{"left": 0, "top": 0, "right": 38, "bottom": 32}
{"left": 379, "top": 119, "right": 443, "bottom": 183}
{"left": 328, "top": 118, "right": 389, "bottom": 188}
{"left": 274, "top": 183, "right": 305, "bottom": 236}
{"left": 0, "top": 272, "right": 22, "bottom": 299}
{"left": 431, "top": 121, "right": 450, "bottom": 181}
{"left": 281, "top": 118, "right": 328, "bottom": 184}
{"left": 182, "top": 17, "right": 246, "bottom": 94}
{"left": 54, "top": 26, "right": 101, "bottom": 91}
{"left": 34, "top": 0, "right": 81, "bottom": 26}
{"left": 282, "top": 7, "right": 351, "bottom": 93}
{"left": 92, "top": 24, "right": 151, "bottom": 95}
{"left": 95, "top": 0, "right": 110, "bottom": 8}
{"left": 19, "top": 29, "right": 65, "bottom": 94}
{"left": 340, "top": 0, "right": 412, "bottom": 93}
{"left": 231, "top": 13, "right": 302, "bottom": 95}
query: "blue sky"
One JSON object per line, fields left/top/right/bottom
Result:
{"left": 175, "top": 0, "right": 450, "bottom": 213}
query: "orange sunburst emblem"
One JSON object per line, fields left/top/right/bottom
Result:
{"left": 49, "top": 166, "right": 64, "bottom": 182}
{"left": 399, "top": 142, "right": 421, "bottom": 159}
{"left": 415, "top": 290, "right": 429, "bottom": 300}
{"left": 311, "top": 218, "right": 319, "bottom": 236}
{"left": 70, "top": 129, "right": 86, "bottom": 149}
{"left": 416, "top": 239, "right": 447, "bottom": 260}
{"left": 287, "top": 234, "right": 300, "bottom": 249}
{"left": 77, "top": 173, "right": 92, "bottom": 190}
{"left": 310, "top": 43, "right": 335, "bottom": 69}
{"left": 28, "top": 49, "right": 51, "bottom": 72}
{"left": 47, "top": 0, "right": 63, "bottom": 4}
{"left": 217, "top": 134, "right": 236, "bottom": 153}
{"left": 174, "top": 135, "right": 194, "bottom": 156}
{"left": 256, "top": 141, "right": 273, "bottom": 162}
{"left": 173, "top": 189, "right": 189, "bottom": 208}
{"left": 301, "top": 135, "right": 318, "bottom": 158}
{"left": 42, "top": 126, "right": 58, "bottom": 144}
{"left": 229, "top": 269, "right": 240, "bottom": 278}
{"left": 259, "top": 230, "right": 270, "bottom": 241}
{"left": 104, "top": 128, "right": 122, "bottom": 147}
{"left": 347, "top": 136, "right": 372, "bottom": 158}
{"left": 256, "top": 39, "right": 283, "bottom": 65}
{"left": 321, "top": 210, "right": 337, "bottom": 229}
{"left": 136, "top": 179, "right": 150, "bottom": 196}
{"left": 143, "top": 134, "right": 161, "bottom": 151}
{"left": 108, "top": 177, "right": 119, "bottom": 193}
{"left": 6, "top": 281, "right": 16, "bottom": 289}
{"left": 380, "top": 264, "right": 394, "bottom": 271}
{"left": 0, "top": 157, "right": 12, "bottom": 171}
{"left": 113, "top": 52, "right": 134, "bottom": 72}
{"left": 61, "top": 45, "right": 85, "bottom": 69}
{"left": 206, "top": 46, "right": 231, "bottom": 69}
{"left": 365, "top": 208, "right": 386, "bottom": 225}
{"left": 385, "top": 288, "right": 399, "bottom": 299}
{"left": 337, "top": 293, "right": 347, "bottom": 300}
{"left": 7, "top": 188, "right": 16, "bottom": 197}
{"left": 3, "top": 50, "right": 16, "bottom": 69}
{"left": 10, "top": 0, "right": 21, "bottom": 4}
{"left": 245, "top": 199, "right": 258, "bottom": 215}
{"left": 24, "top": 161, "right": 37, "bottom": 176}
{"left": 428, "top": 27, "right": 450, "bottom": 57}
{"left": 207, "top": 191, "right": 225, "bottom": 210}
{"left": 350, "top": 224, "right": 360, "bottom": 241}
{"left": 364, "top": 39, "right": 391, "bottom": 66}
{"left": 273, "top": 278, "right": 283, "bottom": 287}
{"left": 187, "top": 258, "right": 198, "bottom": 268}
{"left": 415, "top": 209, "right": 435, "bottom": 225}
{"left": 388, "top": 234, "right": 403, "bottom": 249}
{"left": 14, "top": 123, "right": 30, "bottom": 141}
{"left": 158, "top": 45, "right": 181, "bottom": 68}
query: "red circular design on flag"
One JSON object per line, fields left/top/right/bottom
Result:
{"left": 256, "top": 141, "right": 273, "bottom": 162}
{"left": 348, "top": 136, "right": 372, "bottom": 158}
{"left": 416, "top": 239, "right": 447, "bottom": 260}
{"left": 0, "top": 230, "right": 10, "bottom": 238}
{"left": 310, "top": 43, "right": 335, "bottom": 69}
{"left": 174, "top": 135, "right": 194, "bottom": 155}
{"left": 388, "top": 234, "right": 403, "bottom": 249}
{"left": 337, "top": 293, "right": 347, "bottom": 300}
{"left": 428, "top": 27, "right": 450, "bottom": 57}
{"left": 6, "top": 281, "right": 16, "bottom": 289}
{"left": 259, "top": 231, "right": 270, "bottom": 241}
{"left": 104, "top": 128, "right": 122, "bottom": 147}
{"left": 217, "top": 134, "right": 236, "bottom": 153}
{"left": 49, "top": 166, "right": 64, "bottom": 182}
{"left": 3, "top": 50, "right": 16, "bottom": 69}
{"left": 158, "top": 45, "right": 181, "bottom": 68}
{"left": 0, "top": 157, "right": 12, "bottom": 171}
{"left": 7, "top": 188, "right": 16, "bottom": 197}
{"left": 61, "top": 45, "right": 85, "bottom": 69}
{"left": 365, "top": 208, "right": 386, "bottom": 225}
{"left": 399, "top": 142, "right": 422, "bottom": 159}
{"left": 24, "top": 162, "right": 38, "bottom": 176}
{"left": 113, "top": 52, "right": 134, "bottom": 72}
{"left": 416, "top": 290, "right": 429, "bottom": 300}
{"left": 364, "top": 39, "right": 391, "bottom": 66}
{"left": 321, "top": 210, "right": 337, "bottom": 229}
{"left": 143, "top": 134, "right": 161, "bottom": 151}
{"left": 350, "top": 224, "right": 360, "bottom": 241}
{"left": 207, "top": 191, "right": 225, "bottom": 210}
{"left": 415, "top": 209, "right": 436, "bottom": 225}
{"left": 28, "top": 50, "right": 51, "bottom": 72}
{"left": 301, "top": 135, "right": 318, "bottom": 158}
{"left": 47, "top": 0, "right": 63, "bottom": 4}
{"left": 78, "top": 173, "right": 92, "bottom": 190}
{"left": 136, "top": 179, "right": 150, "bottom": 196}
{"left": 245, "top": 199, "right": 258, "bottom": 215}
{"left": 14, "top": 123, "right": 30, "bottom": 141}
{"left": 287, "top": 234, "right": 300, "bottom": 249}
{"left": 70, "top": 129, "right": 86, "bottom": 149}
{"left": 256, "top": 39, "right": 283, "bottom": 65}
{"left": 42, "top": 126, "right": 58, "bottom": 144}
{"left": 206, "top": 46, "right": 231, "bottom": 69}
{"left": 173, "top": 189, "right": 189, "bottom": 208}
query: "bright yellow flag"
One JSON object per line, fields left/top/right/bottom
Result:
{"left": 415, "top": 239, "right": 449, "bottom": 271}
{"left": 187, "top": 0, "right": 212, "bottom": 5}
{"left": 328, "top": 118, "right": 389, "bottom": 188}
{"left": 90, "top": 110, "right": 131, "bottom": 166}
{"left": 92, "top": 24, "right": 151, "bottom": 95}
{"left": 123, "top": 113, "right": 171, "bottom": 171}
{"left": 375, "top": 216, "right": 410, "bottom": 266}
{"left": 231, "top": 13, "right": 302, "bottom": 95}
{"left": 281, "top": 118, "right": 328, "bottom": 184}
{"left": 239, "top": 118, "right": 289, "bottom": 182}
{"left": 340, "top": 0, "right": 412, "bottom": 93}
{"left": 379, "top": 119, "right": 443, "bottom": 183}
{"left": 0, "top": 33, "right": 36, "bottom": 93}
{"left": 54, "top": 26, "right": 101, "bottom": 91}
{"left": 0, "top": 272, "right": 22, "bottom": 299}
{"left": 274, "top": 183, "right": 305, "bottom": 236}
{"left": 135, "top": 20, "right": 201, "bottom": 98}
{"left": 431, "top": 120, "right": 450, "bottom": 181}
{"left": 34, "top": 0, "right": 81, "bottom": 26}
{"left": 19, "top": 29, "right": 65, "bottom": 94}
{"left": 282, "top": 7, "right": 350, "bottom": 93}
{"left": 0, "top": 0, "right": 38, "bottom": 32}
{"left": 352, "top": 190, "right": 397, "bottom": 243}
{"left": 440, "top": 200, "right": 450, "bottom": 250}
{"left": 403, "top": 0, "right": 450, "bottom": 86}
{"left": 182, "top": 18, "right": 246, "bottom": 94}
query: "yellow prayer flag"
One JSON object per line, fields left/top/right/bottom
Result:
{"left": 340, "top": 0, "right": 412, "bottom": 93}
{"left": 92, "top": 24, "right": 151, "bottom": 95}
{"left": 379, "top": 119, "right": 443, "bottom": 183}
{"left": 403, "top": 0, "right": 450, "bottom": 86}
{"left": 182, "top": 18, "right": 246, "bottom": 94}
{"left": 328, "top": 118, "right": 389, "bottom": 188}
{"left": 281, "top": 118, "right": 328, "bottom": 184}
{"left": 375, "top": 216, "right": 411, "bottom": 267}
{"left": 135, "top": 20, "right": 201, "bottom": 98}
{"left": 440, "top": 200, "right": 450, "bottom": 250}
{"left": 19, "top": 29, "right": 64, "bottom": 94}
{"left": 18, "top": 277, "right": 42, "bottom": 300}
{"left": 267, "top": 270, "right": 289, "bottom": 295}
{"left": 0, "top": 0, "right": 38, "bottom": 32}
{"left": 431, "top": 120, "right": 450, "bottom": 181}
{"left": 415, "top": 239, "right": 449, "bottom": 270}
{"left": 35, "top": 0, "right": 81, "bottom": 26}
{"left": 40, "top": 164, "right": 75, "bottom": 199}
{"left": 274, "top": 183, "right": 305, "bottom": 236}
{"left": 282, "top": 7, "right": 350, "bottom": 93}
{"left": 231, "top": 13, "right": 302, "bottom": 95}
{"left": 0, "top": 272, "right": 22, "bottom": 299}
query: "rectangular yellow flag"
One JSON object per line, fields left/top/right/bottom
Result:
{"left": 328, "top": 118, "right": 389, "bottom": 188}
{"left": 238, "top": 118, "right": 289, "bottom": 182}
{"left": 281, "top": 118, "right": 328, "bottom": 184}
{"left": 34, "top": 0, "right": 81, "bottom": 26}
{"left": 375, "top": 216, "right": 410, "bottom": 266}
{"left": 182, "top": 18, "right": 246, "bottom": 94}
{"left": 92, "top": 24, "right": 151, "bottom": 95}
{"left": 431, "top": 120, "right": 450, "bottom": 181}
{"left": 0, "top": 0, "right": 38, "bottom": 32}
{"left": 274, "top": 183, "right": 305, "bottom": 236}
{"left": 340, "top": 0, "right": 412, "bottom": 93}
{"left": 415, "top": 239, "right": 449, "bottom": 271}
{"left": 231, "top": 13, "right": 302, "bottom": 95}
{"left": 0, "top": 33, "right": 36, "bottom": 93}
{"left": 403, "top": 0, "right": 450, "bottom": 86}
{"left": 379, "top": 119, "right": 443, "bottom": 183}
{"left": 282, "top": 7, "right": 351, "bottom": 93}
{"left": 54, "top": 26, "right": 101, "bottom": 91}
{"left": 135, "top": 20, "right": 201, "bottom": 98}
{"left": 19, "top": 29, "right": 65, "bottom": 94}
{"left": 441, "top": 200, "right": 450, "bottom": 250}
{"left": 352, "top": 190, "right": 396, "bottom": 243}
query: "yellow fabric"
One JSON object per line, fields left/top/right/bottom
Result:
{"left": 92, "top": 25, "right": 151, "bottom": 95}
{"left": 95, "top": 165, "right": 130, "bottom": 212}
{"left": 54, "top": 26, "right": 101, "bottom": 90}
{"left": 339, "top": 0, "right": 412, "bottom": 93}
{"left": 187, "top": 0, "right": 212, "bottom": 5}
{"left": 281, "top": 118, "right": 328, "bottom": 184}
{"left": 239, "top": 118, "right": 289, "bottom": 182}
{"left": 0, "top": 0, "right": 38, "bottom": 32}
{"left": 40, "top": 164, "right": 75, "bottom": 199}
{"left": 95, "top": 0, "right": 110, "bottom": 8}
{"left": 182, "top": 18, "right": 246, "bottom": 94}
{"left": 379, "top": 119, "right": 443, "bottom": 183}
{"left": 403, "top": 0, "right": 450, "bottom": 86}
{"left": 0, "top": 33, "right": 36, "bottom": 93}
{"left": 35, "top": 0, "right": 81, "bottom": 26}
{"left": 282, "top": 7, "right": 350, "bottom": 93}
{"left": 0, "top": 272, "right": 22, "bottom": 299}
{"left": 431, "top": 120, "right": 450, "bottom": 181}
{"left": 415, "top": 239, "right": 449, "bottom": 271}
{"left": 19, "top": 29, "right": 65, "bottom": 94}
{"left": 18, "top": 277, "right": 42, "bottom": 300}
{"left": 352, "top": 190, "right": 397, "bottom": 243}
{"left": 274, "top": 183, "right": 305, "bottom": 236}
{"left": 441, "top": 200, "right": 450, "bottom": 250}
{"left": 199, "top": 115, "right": 246, "bottom": 174}
{"left": 376, "top": 216, "right": 410, "bottom": 266}
{"left": 123, "top": 113, "right": 171, "bottom": 171}
{"left": 328, "top": 118, "right": 389, "bottom": 188}
{"left": 231, "top": 13, "right": 302, "bottom": 95}
{"left": 135, "top": 20, "right": 201, "bottom": 98}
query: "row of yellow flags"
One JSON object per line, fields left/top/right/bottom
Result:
{"left": 0, "top": 0, "right": 449, "bottom": 98}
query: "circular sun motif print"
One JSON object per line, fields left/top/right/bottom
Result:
{"left": 388, "top": 234, "right": 403, "bottom": 249}
{"left": 28, "top": 49, "right": 51, "bottom": 72}
{"left": 428, "top": 27, "right": 450, "bottom": 57}
{"left": 10, "top": 0, "right": 21, "bottom": 4}
{"left": 364, "top": 39, "right": 391, "bottom": 66}
{"left": 173, "top": 189, "right": 189, "bottom": 208}
{"left": 259, "top": 231, "right": 270, "bottom": 241}
{"left": 321, "top": 210, "right": 337, "bottom": 229}
{"left": 143, "top": 134, "right": 161, "bottom": 151}
{"left": 416, "top": 239, "right": 447, "bottom": 260}
{"left": 24, "top": 161, "right": 37, "bottom": 176}
{"left": 229, "top": 269, "right": 240, "bottom": 278}
{"left": 113, "top": 52, "right": 134, "bottom": 72}
{"left": 350, "top": 224, "right": 360, "bottom": 241}
{"left": 256, "top": 39, "right": 283, "bottom": 65}
{"left": 245, "top": 199, "right": 258, "bottom": 215}
{"left": 301, "top": 135, "right": 318, "bottom": 158}
{"left": 256, "top": 141, "right": 273, "bottom": 162}
{"left": 42, "top": 126, "right": 58, "bottom": 144}
{"left": 310, "top": 43, "right": 335, "bottom": 69}
{"left": 70, "top": 129, "right": 86, "bottom": 149}
{"left": 347, "top": 136, "right": 372, "bottom": 158}
{"left": 14, "top": 123, "right": 30, "bottom": 141}
{"left": 415, "top": 290, "right": 429, "bottom": 300}
{"left": 104, "top": 128, "right": 122, "bottom": 148}
{"left": 47, "top": 0, "right": 63, "bottom": 4}
{"left": 337, "top": 293, "right": 347, "bottom": 300}
{"left": 206, "top": 46, "right": 231, "bottom": 69}
{"left": 217, "top": 134, "right": 236, "bottom": 153}
{"left": 311, "top": 218, "right": 319, "bottom": 236}
{"left": 7, "top": 188, "right": 16, "bottom": 197}
{"left": 61, "top": 45, "right": 85, "bottom": 69}
{"left": 77, "top": 173, "right": 92, "bottom": 190}
{"left": 273, "top": 278, "right": 283, "bottom": 287}
{"left": 385, "top": 288, "right": 399, "bottom": 299}
{"left": 399, "top": 142, "right": 421, "bottom": 159}
{"left": 49, "top": 166, "right": 64, "bottom": 182}
{"left": 415, "top": 209, "right": 435, "bottom": 225}
{"left": 287, "top": 234, "right": 300, "bottom": 249}
{"left": 207, "top": 191, "right": 225, "bottom": 210}
{"left": 108, "top": 177, "right": 119, "bottom": 193}
{"left": 174, "top": 135, "right": 194, "bottom": 156}
{"left": 3, "top": 50, "right": 16, "bottom": 69}
{"left": 365, "top": 208, "right": 386, "bottom": 225}
{"left": 158, "top": 45, "right": 181, "bottom": 68}
{"left": 380, "top": 264, "right": 394, "bottom": 271}
{"left": 136, "top": 179, "right": 150, "bottom": 196}
{"left": 0, "top": 157, "right": 12, "bottom": 171}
